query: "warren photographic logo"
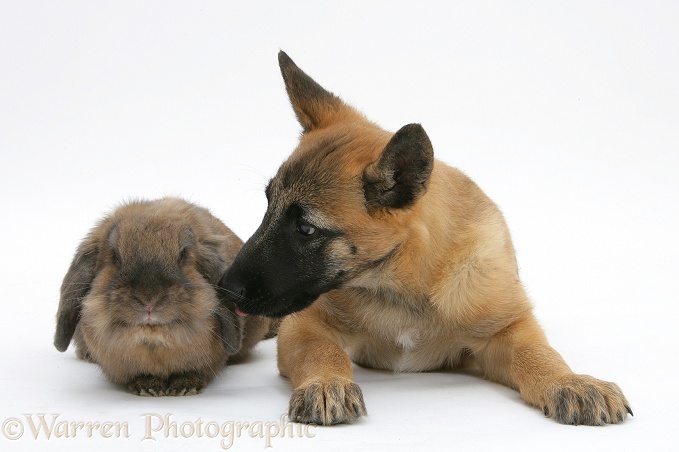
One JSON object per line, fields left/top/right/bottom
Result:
{"left": 2, "top": 414, "right": 130, "bottom": 441}
{"left": 2, "top": 413, "right": 317, "bottom": 449}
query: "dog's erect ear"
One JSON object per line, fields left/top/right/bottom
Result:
{"left": 278, "top": 51, "right": 347, "bottom": 133}
{"left": 54, "top": 239, "right": 98, "bottom": 352}
{"left": 363, "top": 123, "right": 434, "bottom": 211}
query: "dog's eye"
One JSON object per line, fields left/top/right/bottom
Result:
{"left": 296, "top": 223, "right": 317, "bottom": 236}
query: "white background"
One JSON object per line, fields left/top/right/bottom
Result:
{"left": 1, "top": 1, "right": 678, "bottom": 451}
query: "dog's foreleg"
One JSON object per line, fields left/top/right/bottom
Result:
{"left": 470, "top": 312, "right": 631, "bottom": 425}
{"left": 276, "top": 305, "right": 367, "bottom": 425}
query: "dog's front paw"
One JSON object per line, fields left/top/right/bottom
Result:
{"left": 543, "top": 374, "right": 632, "bottom": 425}
{"left": 289, "top": 377, "right": 367, "bottom": 425}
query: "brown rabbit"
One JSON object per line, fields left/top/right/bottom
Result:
{"left": 54, "top": 197, "right": 274, "bottom": 396}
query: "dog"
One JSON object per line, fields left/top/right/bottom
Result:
{"left": 219, "top": 51, "right": 632, "bottom": 426}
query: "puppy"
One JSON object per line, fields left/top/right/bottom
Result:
{"left": 219, "top": 52, "right": 631, "bottom": 425}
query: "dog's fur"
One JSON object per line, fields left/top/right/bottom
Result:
{"left": 219, "top": 52, "right": 631, "bottom": 425}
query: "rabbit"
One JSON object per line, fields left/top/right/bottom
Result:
{"left": 54, "top": 197, "right": 275, "bottom": 396}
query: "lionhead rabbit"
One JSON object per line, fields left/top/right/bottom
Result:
{"left": 54, "top": 197, "right": 274, "bottom": 396}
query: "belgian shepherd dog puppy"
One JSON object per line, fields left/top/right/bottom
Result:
{"left": 219, "top": 52, "right": 631, "bottom": 426}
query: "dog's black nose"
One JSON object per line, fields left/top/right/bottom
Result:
{"left": 217, "top": 270, "right": 247, "bottom": 306}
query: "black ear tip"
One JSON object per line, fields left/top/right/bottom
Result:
{"left": 401, "top": 123, "right": 427, "bottom": 137}
{"left": 278, "top": 50, "right": 295, "bottom": 70}
{"left": 394, "top": 123, "right": 433, "bottom": 151}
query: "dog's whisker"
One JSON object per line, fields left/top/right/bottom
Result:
{"left": 210, "top": 284, "right": 256, "bottom": 304}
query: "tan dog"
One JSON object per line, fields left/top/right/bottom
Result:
{"left": 219, "top": 52, "right": 631, "bottom": 425}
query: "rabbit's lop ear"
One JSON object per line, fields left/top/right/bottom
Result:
{"left": 195, "top": 233, "right": 231, "bottom": 283}
{"left": 54, "top": 240, "right": 98, "bottom": 352}
{"left": 216, "top": 303, "right": 243, "bottom": 355}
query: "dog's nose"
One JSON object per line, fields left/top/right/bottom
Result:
{"left": 217, "top": 271, "right": 247, "bottom": 306}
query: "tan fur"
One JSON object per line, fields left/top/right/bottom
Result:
{"left": 55, "top": 198, "right": 272, "bottom": 395}
{"left": 272, "top": 53, "right": 631, "bottom": 425}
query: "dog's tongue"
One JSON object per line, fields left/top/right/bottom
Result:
{"left": 235, "top": 307, "right": 248, "bottom": 317}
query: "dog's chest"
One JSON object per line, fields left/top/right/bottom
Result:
{"left": 333, "top": 290, "right": 463, "bottom": 372}
{"left": 391, "top": 330, "right": 425, "bottom": 372}
{"left": 394, "top": 330, "right": 419, "bottom": 350}
{"left": 344, "top": 306, "right": 459, "bottom": 372}
{"left": 346, "top": 324, "right": 460, "bottom": 372}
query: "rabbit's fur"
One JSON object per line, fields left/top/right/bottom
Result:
{"left": 55, "top": 197, "right": 273, "bottom": 396}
